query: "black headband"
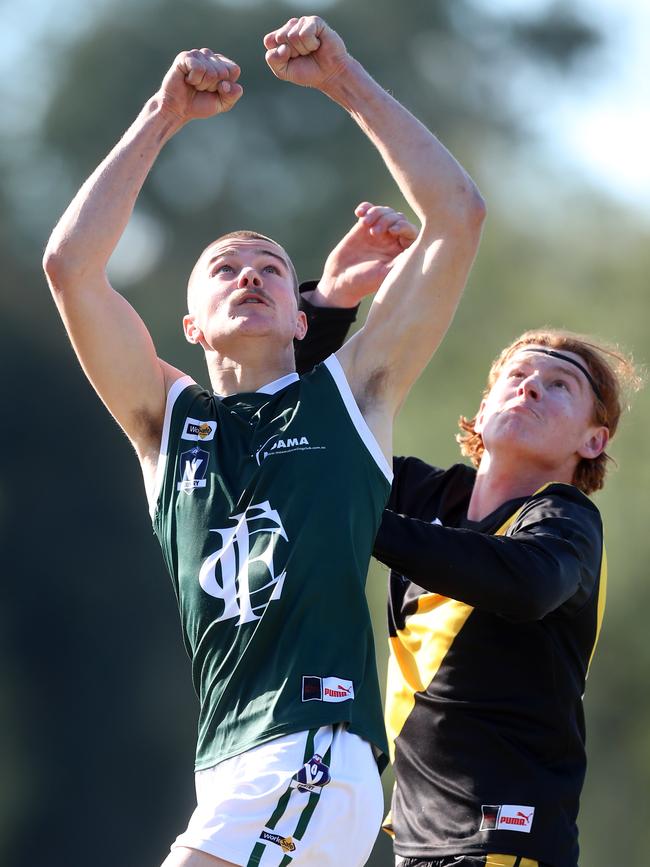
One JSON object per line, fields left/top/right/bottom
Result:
{"left": 520, "top": 347, "right": 603, "bottom": 402}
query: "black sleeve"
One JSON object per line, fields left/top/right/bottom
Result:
{"left": 374, "top": 489, "right": 603, "bottom": 622}
{"left": 294, "top": 281, "right": 359, "bottom": 375}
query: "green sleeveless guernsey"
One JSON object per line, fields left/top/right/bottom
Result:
{"left": 152, "top": 355, "right": 391, "bottom": 771}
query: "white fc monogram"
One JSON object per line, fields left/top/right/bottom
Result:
{"left": 198, "top": 501, "right": 288, "bottom": 625}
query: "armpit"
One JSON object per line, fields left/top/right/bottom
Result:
{"left": 357, "top": 366, "right": 390, "bottom": 414}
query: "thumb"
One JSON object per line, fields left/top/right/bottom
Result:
{"left": 265, "top": 44, "right": 290, "bottom": 76}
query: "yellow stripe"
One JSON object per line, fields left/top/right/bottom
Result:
{"left": 588, "top": 542, "right": 607, "bottom": 673}
{"left": 385, "top": 498, "right": 534, "bottom": 760}
{"left": 386, "top": 596, "right": 473, "bottom": 761}
{"left": 484, "top": 858, "right": 538, "bottom": 867}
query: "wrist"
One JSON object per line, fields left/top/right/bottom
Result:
{"left": 311, "top": 276, "right": 361, "bottom": 309}
{"left": 319, "top": 56, "right": 371, "bottom": 110}
{"left": 143, "top": 93, "right": 188, "bottom": 139}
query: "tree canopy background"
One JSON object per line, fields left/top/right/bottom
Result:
{"left": 1, "top": 1, "right": 648, "bottom": 865}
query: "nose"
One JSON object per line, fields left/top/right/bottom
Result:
{"left": 517, "top": 373, "right": 542, "bottom": 401}
{"left": 238, "top": 266, "right": 262, "bottom": 289}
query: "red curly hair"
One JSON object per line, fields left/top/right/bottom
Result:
{"left": 457, "top": 329, "right": 642, "bottom": 494}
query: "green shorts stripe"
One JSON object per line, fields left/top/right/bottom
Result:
{"left": 292, "top": 743, "right": 332, "bottom": 842}
{"left": 246, "top": 727, "right": 331, "bottom": 866}
{"left": 246, "top": 841, "right": 266, "bottom": 867}
{"left": 262, "top": 728, "right": 317, "bottom": 835}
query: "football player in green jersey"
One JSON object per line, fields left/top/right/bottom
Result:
{"left": 44, "top": 15, "right": 485, "bottom": 867}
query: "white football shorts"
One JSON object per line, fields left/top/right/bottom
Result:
{"left": 171, "top": 724, "right": 384, "bottom": 866}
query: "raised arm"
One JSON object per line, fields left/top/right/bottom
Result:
{"left": 43, "top": 50, "right": 242, "bottom": 475}
{"left": 295, "top": 202, "right": 417, "bottom": 373}
{"left": 265, "top": 17, "right": 485, "bottom": 455}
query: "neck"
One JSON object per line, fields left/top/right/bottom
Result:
{"left": 467, "top": 451, "right": 572, "bottom": 522}
{"left": 204, "top": 340, "right": 297, "bottom": 396}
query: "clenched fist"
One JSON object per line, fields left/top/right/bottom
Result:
{"left": 263, "top": 16, "right": 349, "bottom": 89}
{"left": 158, "top": 48, "right": 243, "bottom": 123}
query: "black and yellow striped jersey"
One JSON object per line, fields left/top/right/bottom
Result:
{"left": 377, "top": 458, "right": 605, "bottom": 867}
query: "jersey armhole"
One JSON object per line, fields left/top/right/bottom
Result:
{"left": 148, "top": 374, "right": 196, "bottom": 519}
{"left": 323, "top": 354, "right": 393, "bottom": 483}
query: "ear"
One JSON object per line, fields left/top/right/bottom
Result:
{"left": 473, "top": 399, "right": 488, "bottom": 434}
{"left": 577, "top": 425, "right": 609, "bottom": 460}
{"left": 183, "top": 313, "right": 203, "bottom": 345}
{"left": 293, "top": 310, "right": 308, "bottom": 342}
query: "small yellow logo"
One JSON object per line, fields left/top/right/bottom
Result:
{"left": 280, "top": 836, "right": 296, "bottom": 854}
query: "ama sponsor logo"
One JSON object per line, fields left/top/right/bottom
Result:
{"left": 255, "top": 434, "right": 324, "bottom": 465}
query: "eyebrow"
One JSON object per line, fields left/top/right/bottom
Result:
{"left": 508, "top": 356, "right": 585, "bottom": 390}
{"left": 518, "top": 346, "right": 605, "bottom": 400}
{"left": 207, "top": 248, "right": 289, "bottom": 269}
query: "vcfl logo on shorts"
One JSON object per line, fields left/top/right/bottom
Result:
{"left": 479, "top": 804, "right": 535, "bottom": 833}
{"left": 290, "top": 753, "right": 332, "bottom": 794}
{"left": 301, "top": 676, "right": 355, "bottom": 703}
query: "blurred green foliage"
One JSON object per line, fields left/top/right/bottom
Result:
{"left": 1, "top": 1, "right": 648, "bottom": 865}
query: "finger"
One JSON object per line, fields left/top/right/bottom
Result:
{"left": 265, "top": 43, "right": 291, "bottom": 76}
{"left": 183, "top": 53, "right": 217, "bottom": 90}
{"left": 192, "top": 56, "right": 240, "bottom": 93}
{"left": 354, "top": 202, "right": 374, "bottom": 218}
{"left": 371, "top": 211, "right": 410, "bottom": 235}
{"left": 263, "top": 30, "right": 279, "bottom": 50}
{"left": 268, "top": 17, "right": 300, "bottom": 49}
{"left": 202, "top": 49, "right": 241, "bottom": 83}
{"left": 371, "top": 215, "right": 405, "bottom": 236}
{"left": 218, "top": 80, "right": 244, "bottom": 107}
{"left": 388, "top": 218, "right": 418, "bottom": 240}
{"left": 359, "top": 205, "right": 399, "bottom": 229}
{"left": 287, "top": 16, "right": 321, "bottom": 55}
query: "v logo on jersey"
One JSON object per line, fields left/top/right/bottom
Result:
{"left": 198, "top": 501, "right": 288, "bottom": 626}
{"left": 177, "top": 448, "right": 209, "bottom": 494}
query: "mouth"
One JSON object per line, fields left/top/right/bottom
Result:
{"left": 507, "top": 402, "right": 539, "bottom": 420}
{"left": 236, "top": 292, "right": 270, "bottom": 307}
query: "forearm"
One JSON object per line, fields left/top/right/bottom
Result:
{"left": 44, "top": 97, "right": 182, "bottom": 283}
{"left": 374, "top": 511, "right": 588, "bottom": 621}
{"left": 321, "top": 59, "right": 483, "bottom": 226}
{"left": 301, "top": 282, "right": 359, "bottom": 309}
{"left": 295, "top": 284, "right": 357, "bottom": 373}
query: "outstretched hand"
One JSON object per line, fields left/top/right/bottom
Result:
{"left": 313, "top": 203, "right": 419, "bottom": 308}
{"left": 264, "top": 16, "right": 349, "bottom": 88}
{"left": 158, "top": 49, "right": 243, "bottom": 123}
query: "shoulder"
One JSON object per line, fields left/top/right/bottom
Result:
{"left": 510, "top": 483, "right": 604, "bottom": 566}
{"left": 392, "top": 459, "right": 475, "bottom": 519}
{"left": 516, "top": 483, "right": 602, "bottom": 528}
{"left": 394, "top": 457, "right": 474, "bottom": 489}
